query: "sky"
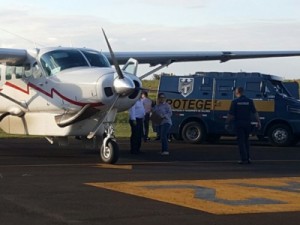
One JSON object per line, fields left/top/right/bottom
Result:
{"left": 0, "top": 0, "right": 300, "bottom": 79}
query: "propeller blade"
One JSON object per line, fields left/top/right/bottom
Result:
{"left": 102, "top": 28, "right": 124, "bottom": 79}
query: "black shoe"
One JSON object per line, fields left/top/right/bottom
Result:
{"left": 155, "top": 137, "right": 160, "bottom": 141}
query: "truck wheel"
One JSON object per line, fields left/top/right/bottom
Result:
{"left": 100, "top": 139, "right": 119, "bottom": 164}
{"left": 267, "top": 124, "right": 294, "bottom": 147}
{"left": 182, "top": 122, "right": 206, "bottom": 144}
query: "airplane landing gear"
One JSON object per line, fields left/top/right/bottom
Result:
{"left": 100, "top": 123, "right": 119, "bottom": 164}
{"left": 100, "top": 139, "right": 119, "bottom": 164}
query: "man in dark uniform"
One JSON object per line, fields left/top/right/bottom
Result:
{"left": 226, "top": 87, "right": 261, "bottom": 164}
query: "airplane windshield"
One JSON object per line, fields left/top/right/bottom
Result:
{"left": 40, "top": 49, "right": 89, "bottom": 76}
{"left": 80, "top": 50, "right": 111, "bottom": 68}
{"left": 40, "top": 49, "right": 111, "bottom": 76}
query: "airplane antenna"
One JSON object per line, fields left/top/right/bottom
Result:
{"left": 0, "top": 27, "right": 45, "bottom": 47}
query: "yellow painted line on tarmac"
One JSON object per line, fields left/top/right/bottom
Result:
{"left": 86, "top": 177, "right": 300, "bottom": 215}
{"left": 0, "top": 163, "right": 132, "bottom": 170}
{"left": 93, "top": 164, "right": 132, "bottom": 170}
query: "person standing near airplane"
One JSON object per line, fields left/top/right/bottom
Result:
{"left": 141, "top": 91, "right": 152, "bottom": 142}
{"left": 129, "top": 95, "right": 145, "bottom": 154}
{"left": 225, "top": 87, "right": 261, "bottom": 164}
{"left": 152, "top": 93, "right": 172, "bottom": 155}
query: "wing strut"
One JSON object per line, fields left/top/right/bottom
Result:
{"left": 0, "top": 92, "right": 28, "bottom": 108}
{"left": 87, "top": 95, "right": 119, "bottom": 139}
{"left": 139, "top": 60, "right": 173, "bottom": 80}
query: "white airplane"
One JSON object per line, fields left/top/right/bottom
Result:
{"left": 1, "top": 29, "right": 300, "bottom": 164}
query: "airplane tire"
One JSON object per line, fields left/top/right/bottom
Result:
{"left": 100, "top": 139, "right": 119, "bottom": 164}
{"left": 182, "top": 121, "right": 206, "bottom": 144}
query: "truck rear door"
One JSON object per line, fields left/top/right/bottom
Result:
{"left": 212, "top": 78, "right": 235, "bottom": 133}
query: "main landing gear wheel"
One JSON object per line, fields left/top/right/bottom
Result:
{"left": 100, "top": 139, "right": 119, "bottom": 164}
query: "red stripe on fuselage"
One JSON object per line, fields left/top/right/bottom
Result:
{"left": 4, "top": 82, "right": 104, "bottom": 107}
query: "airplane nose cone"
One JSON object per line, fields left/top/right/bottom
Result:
{"left": 113, "top": 76, "right": 135, "bottom": 96}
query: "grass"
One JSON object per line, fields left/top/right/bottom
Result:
{"left": 0, "top": 131, "right": 34, "bottom": 138}
{"left": 115, "top": 122, "right": 157, "bottom": 138}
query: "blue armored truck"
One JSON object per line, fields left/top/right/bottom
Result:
{"left": 158, "top": 72, "right": 300, "bottom": 146}
{"left": 283, "top": 81, "right": 299, "bottom": 99}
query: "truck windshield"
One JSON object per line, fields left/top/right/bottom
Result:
{"left": 270, "top": 80, "right": 291, "bottom": 97}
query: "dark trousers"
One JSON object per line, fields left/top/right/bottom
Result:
{"left": 235, "top": 122, "right": 251, "bottom": 161}
{"left": 129, "top": 118, "right": 144, "bottom": 153}
{"left": 143, "top": 113, "right": 150, "bottom": 140}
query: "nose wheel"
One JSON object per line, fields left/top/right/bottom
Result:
{"left": 100, "top": 123, "right": 119, "bottom": 164}
{"left": 100, "top": 139, "right": 119, "bottom": 164}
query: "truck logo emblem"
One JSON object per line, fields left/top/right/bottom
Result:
{"left": 179, "top": 78, "right": 194, "bottom": 97}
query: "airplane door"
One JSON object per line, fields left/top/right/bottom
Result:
{"left": 23, "top": 64, "right": 53, "bottom": 110}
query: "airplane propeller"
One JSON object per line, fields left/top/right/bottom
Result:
{"left": 87, "top": 29, "right": 138, "bottom": 139}
{"left": 102, "top": 28, "right": 124, "bottom": 80}
{"left": 102, "top": 29, "right": 136, "bottom": 96}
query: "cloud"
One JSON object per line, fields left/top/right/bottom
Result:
{"left": 125, "top": 0, "right": 208, "bottom": 7}
{"left": 0, "top": 2, "right": 300, "bottom": 79}
{"left": 1, "top": 7, "right": 299, "bottom": 51}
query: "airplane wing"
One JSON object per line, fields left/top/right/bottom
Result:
{"left": 104, "top": 51, "right": 300, "bottom": 66}
{"left": 0, "top": 48, "right": 27, "bottom": 64}
{"left": 1, "top": 48, "right": 300, "bottom": 67}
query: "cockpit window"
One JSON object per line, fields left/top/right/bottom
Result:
{"left": 40, "top": 49, "right": 89, "bottom": 75}
{"left": 81, "top": 50, "right": 110, "bottom": 67}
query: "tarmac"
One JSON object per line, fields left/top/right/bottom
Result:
{"left": 1, "top": 137, "right": 300, "bottom": 225}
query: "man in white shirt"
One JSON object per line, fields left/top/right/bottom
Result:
{"left": 141, "top": 91, "right": 153, "bottom": 142}
{"left": 129, "top": 96, "right": 145, "bottom": 154}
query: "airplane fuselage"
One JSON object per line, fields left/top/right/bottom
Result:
{"left": 0, "top": 47, "right": 141, "bottom": 136}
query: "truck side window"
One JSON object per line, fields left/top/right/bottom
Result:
{"left": 246, "top": 82, "right": 260, "bottom": 92}
{"left": 216, "top": 79, "right": 235, "bottom": 99}
{"left": 245, "top": 82, "right": 262, "bottom": 98}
